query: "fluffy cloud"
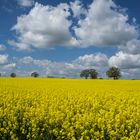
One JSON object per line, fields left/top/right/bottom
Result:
{"left": 121, "top": 68, "right": 140, "bottom": 79}
{"left": 70, "top": 1, "right": 87, "bottom": 18}
{"left": 8, "top": 40, "right": 31, "bottom": 51}
{"left": 17, "top": 0, "right": 34, "bottom": 7}
{"left": 118, "top": 39, "right": 140, "bottom": 54}
{"left": 74, "top": 0, "right": 138, "bottom": 47}
{"left": 0, "top": 54, "right": 8, "bottom": 64}
{"left": 0, "top": 44, "right": 6, "bottom": 51}
{"left": 2, "top": 63, "right": 16, "bottom": 70}
{"left": 0, "top": 54, "right": 17, "bottom": 74}
{"left": 19, "top": 56, "right": 51, "bottom": 66}
{"left": 10, "top": 3, "right": 78, "bottom": 50}
{"left": 10, "top": 0, "right": 139, "bottom": 50}
{"left": 44, "top": 63, "right": 79, "bottom": 77}
{"left": 74, "top": 53, "right": 108, "bottom": 67}
{"left": 19, "top": 56, "right": 34, "bottom": 64}
{"left": 109, "top": 51, "right": 140, "bottom": 69}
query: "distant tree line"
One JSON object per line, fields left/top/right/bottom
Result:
{"left": 0, "top": 72, "right": 40, "bottom": 78}
{"left": 0, "top": 67, "right": 121, "bottom": 80}
{"left": 80, "top": 67, "right": 121, "bottom": 80}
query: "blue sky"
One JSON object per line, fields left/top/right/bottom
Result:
{"left": 0, "top": 0, "right": 140, "bottom": 78}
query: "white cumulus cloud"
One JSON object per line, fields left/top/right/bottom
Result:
{"left": 74, "top": 53, "right": 108, "bottom": 67}
{"left": 74, "top": 0, "right": 138, "bottom": 47}
{"left": 118, "top": 39, "right": 140, "bottom": 54}
{"left": 70, "top": 0, "right": 87, "bottom": 18}
{"left": 109, "top": 51, "right": 140, "bottom": 69}
{"left": 17, "top": 0, "right": 34, "bottom": 7}
{"left": 2, "top": 63, "right": 16, "bottom": 70}
{"left": 19, "top": 56, "right": 34, "bottom": 64}
{"left": 0, "top": 54, "right": 8, "bottom": 64}
{"left": 10, "top": 2, "right": 78, "bottom": 50}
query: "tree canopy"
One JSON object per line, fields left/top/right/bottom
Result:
{"left": 10, "top": 73, "right": 16, "bottom": 78}
{"left": 89, "top": 69, "right": 98, "bottom": 79}
{"left": 31, "top": 72, "right": 39, "bottom": 78}
{"left": 80, "top": 69, "right": 98, "bottom": 79}
{"left": 106, "top": 67, "right": 121, "bottom": 80}
{"left": 80, "top": 69, "right": 90, "bottom": 79}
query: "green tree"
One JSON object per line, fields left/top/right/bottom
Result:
{"left": 80, "top": 69, "right": 98, "bottom": 79}
{"left": 80, "top": 69, "right": 90, "bottom": 79}
{"left": 89, "top": 69, "right": 98, "bottom": 79}
{"left": 10, "top": 73, "right": 16, "bottom": 78}
{"left": 31, "top": 72, "right": 39, "bottom": 78}
{"left": 106, "top": 67, "right": 121, "bottom": 80}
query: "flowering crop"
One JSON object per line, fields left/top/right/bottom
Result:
{"left": 0, "top": 78, "right": 140, "bottom": 139}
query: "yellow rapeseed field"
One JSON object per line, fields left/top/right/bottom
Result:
{"left": 0, "top": 78, "right": 140, "bottom": 140}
